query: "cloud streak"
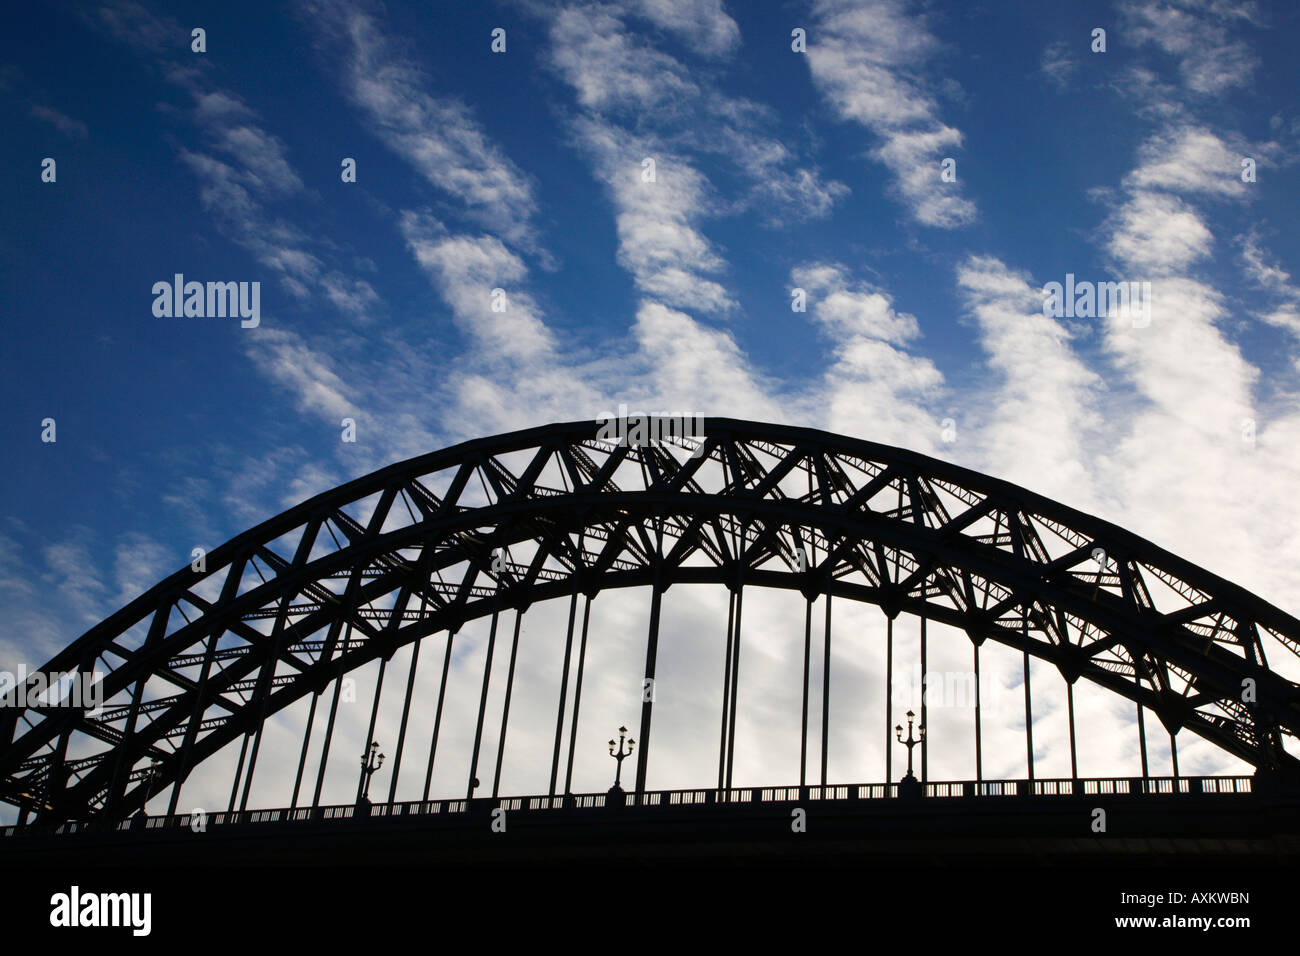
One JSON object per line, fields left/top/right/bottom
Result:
{"left": 805, "top": 0, "right": 976, "bottom": 227}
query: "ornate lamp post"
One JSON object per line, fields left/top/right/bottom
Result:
{"left": 895, "top": 710, "right": 925, "bottom": 799}
{"left": 608, "top": 725, "right": 635, "bottom": 796}
{"left": 357, "top": 741, "right": 385, "bottom": 807}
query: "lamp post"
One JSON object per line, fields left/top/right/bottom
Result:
{"left": 895, "top": 710, "right": 925, "bottom": 799}
{"left": 358, "top": 741, "right": 385, "bottom": 807}
{"left": 608, "top": 725, "right": 635, "bottom": 798}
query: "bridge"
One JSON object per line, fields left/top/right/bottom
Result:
{"left": 4, "top": 418, "right": 1300, "bottom": 867}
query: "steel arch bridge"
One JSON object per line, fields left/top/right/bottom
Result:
{"left": 4, "top": 418, "right": 1300, "bottom": 835}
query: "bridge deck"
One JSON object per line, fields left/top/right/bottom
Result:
{"left": 6, "top": 775, "right": 1297, "bottom": 866}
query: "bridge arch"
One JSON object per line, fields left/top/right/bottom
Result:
{"left": 3, "top": 418, "right": 1299, "bottom": 823}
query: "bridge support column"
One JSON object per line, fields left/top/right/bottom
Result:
{"left": 885, "top": 615, "right": 894, "bottom": 784}
{"left": 920, "top": 613, "right": 927, "bottom": 785}
{"left": 312, "top": 578, "right": 366, "bottom": 810}
{"left": 634, "top": 568, "right": 664, "bottom": 801}
{"left": 241, "top": 602, "right": 296, "bottom": 812}
{"left": 493, "top": 610, "right": 523, "bottom": 798}
{"left": 422, "top": 631, "right": 455, "bottom": 802}
{"left": 800, "top": 597, "right": 811, "bottom": 788}
{"left": 550, "top": 589, "right": 579, "bottom": 796}
{"left": 821, "top": 592, "right": 832, "bottom": 787}
{"left": 228, "top": 732, "right": 250, "bottom": 813}
{"left": 563, "top": 595, "right": 593, "bottom": 798}
{"left": 1022, "top": 609, "right": 1034, "bottom": 782}
{"left": 725, "top": 562, "right": 746, "bottom": 790}
{"left": 719, "top": 589, "right": 736, "bottom": 791}
{"left": 291, "top": 690, "right": 320, "bottom": 809}
{"left": 1067, "top": 680, "right": 1078, "bottom": 780}
{"left": 386, "top": 595, "right": 425, "bottom": 806}
{"left": 467, "top": 592, "right": 502, "bottom": 801}
{"left": 974, "top": 640, "right": 982, "bottom": 782}
{"left": 1137, "top": 700, "right": 1149, "bottom": 780}
{"left": 718, "top": 523, "right": 747, "bottom": 794}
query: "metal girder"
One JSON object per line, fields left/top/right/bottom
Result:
{"left": 4, "top": 418, "right": 1299, "bottom": 822}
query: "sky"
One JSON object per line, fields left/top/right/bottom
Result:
{"left": 2, "top": 0, "right": 1300, "bottom": 818}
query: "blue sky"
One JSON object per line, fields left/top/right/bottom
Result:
{"left": 3, "top": 0, "right": 1300, "bottom": 809}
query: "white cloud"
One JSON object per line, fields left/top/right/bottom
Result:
{"left": 401, "top": 214, "right": 558, "bottom": 362}
{"left": 91, "top": 3, "right": 383, "bottom": 323}
{"left": 1121, "top": 0, "right": 1259, "bottom": 95}
{"left": 1086, "top": 119, "right": 1300, "bottom": 623}
{"left": 243, "top": 327, "right": 358, "bottom": 423}
{"left": 956, "top": 256, "right": 1106, "bottom": 504}
{"left": 788, "top": 263, "right": 946, "bottom": 450}
{"left": 0, "top": 538, "right": 96, "bottom": 672}
{"left": 29, "top": 104, "right": 88, "bottom": 139}
{"left": 620, "top": 0, "right": 740, "bottom": 55}
{"left": 550, "top": 4, "right": 699, "bottom": 114}
{"left": 806, "top": 0, "right": 976, "bottom": 228}
{"left": 631, "top": 301, "right": 783, "bottom": 418}
{"left": 111, "top": 532, "right": 174, "bottom": 609}
{"left": 871, "top": 125, "right": 973, "bottom": 228}
{"left": 806, "top": 0, "right": 943, "bottom": 128}
{"left": 1241, "top": 232, "right": 1295, "bottom": 293}
{"left": 1125, "top": 126, "right": 1247, "bottom": 198}
{"left": 303, "top": 0, "right": 540, "bottom": 250}
{"left": 191, "top": 90, "right": 254, "bottom": 122}
{"left": 85, "top": 0, "right": 181, "bottom": 53}
{"left": 1105, "top": 190, "right": 1213, "bottom": 275}
{"left": 546, "top": 1, "right": 845, "bottom": 314}
{"left": 212, "top": 124, "right": 303, "bottom": 196}
{"left": 575, "top": 119, "right": 736, "bottom": 314}
{"left": 793, "top": 263, "right": 920, "bottom": 346}
{"left": 1040, "top": 40, "right": 1077, "bottom": 91}
{"left": 1240, "top": 233, "right": 1300, "bottom": 351}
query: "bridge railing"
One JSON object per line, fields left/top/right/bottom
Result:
{"left": 0, "top": 775, "right": 1254, "bottom": 838}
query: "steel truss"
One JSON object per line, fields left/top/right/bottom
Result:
{"left": 3, "top": 418, "right": 1299, "bottom": 823}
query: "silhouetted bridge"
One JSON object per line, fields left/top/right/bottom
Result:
{"left": 4, "top": 419, "right": 1300, "bottom": 865}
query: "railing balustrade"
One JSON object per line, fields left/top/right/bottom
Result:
{"left": 0, "top": 775, "right": 1253, "bottom": 836}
